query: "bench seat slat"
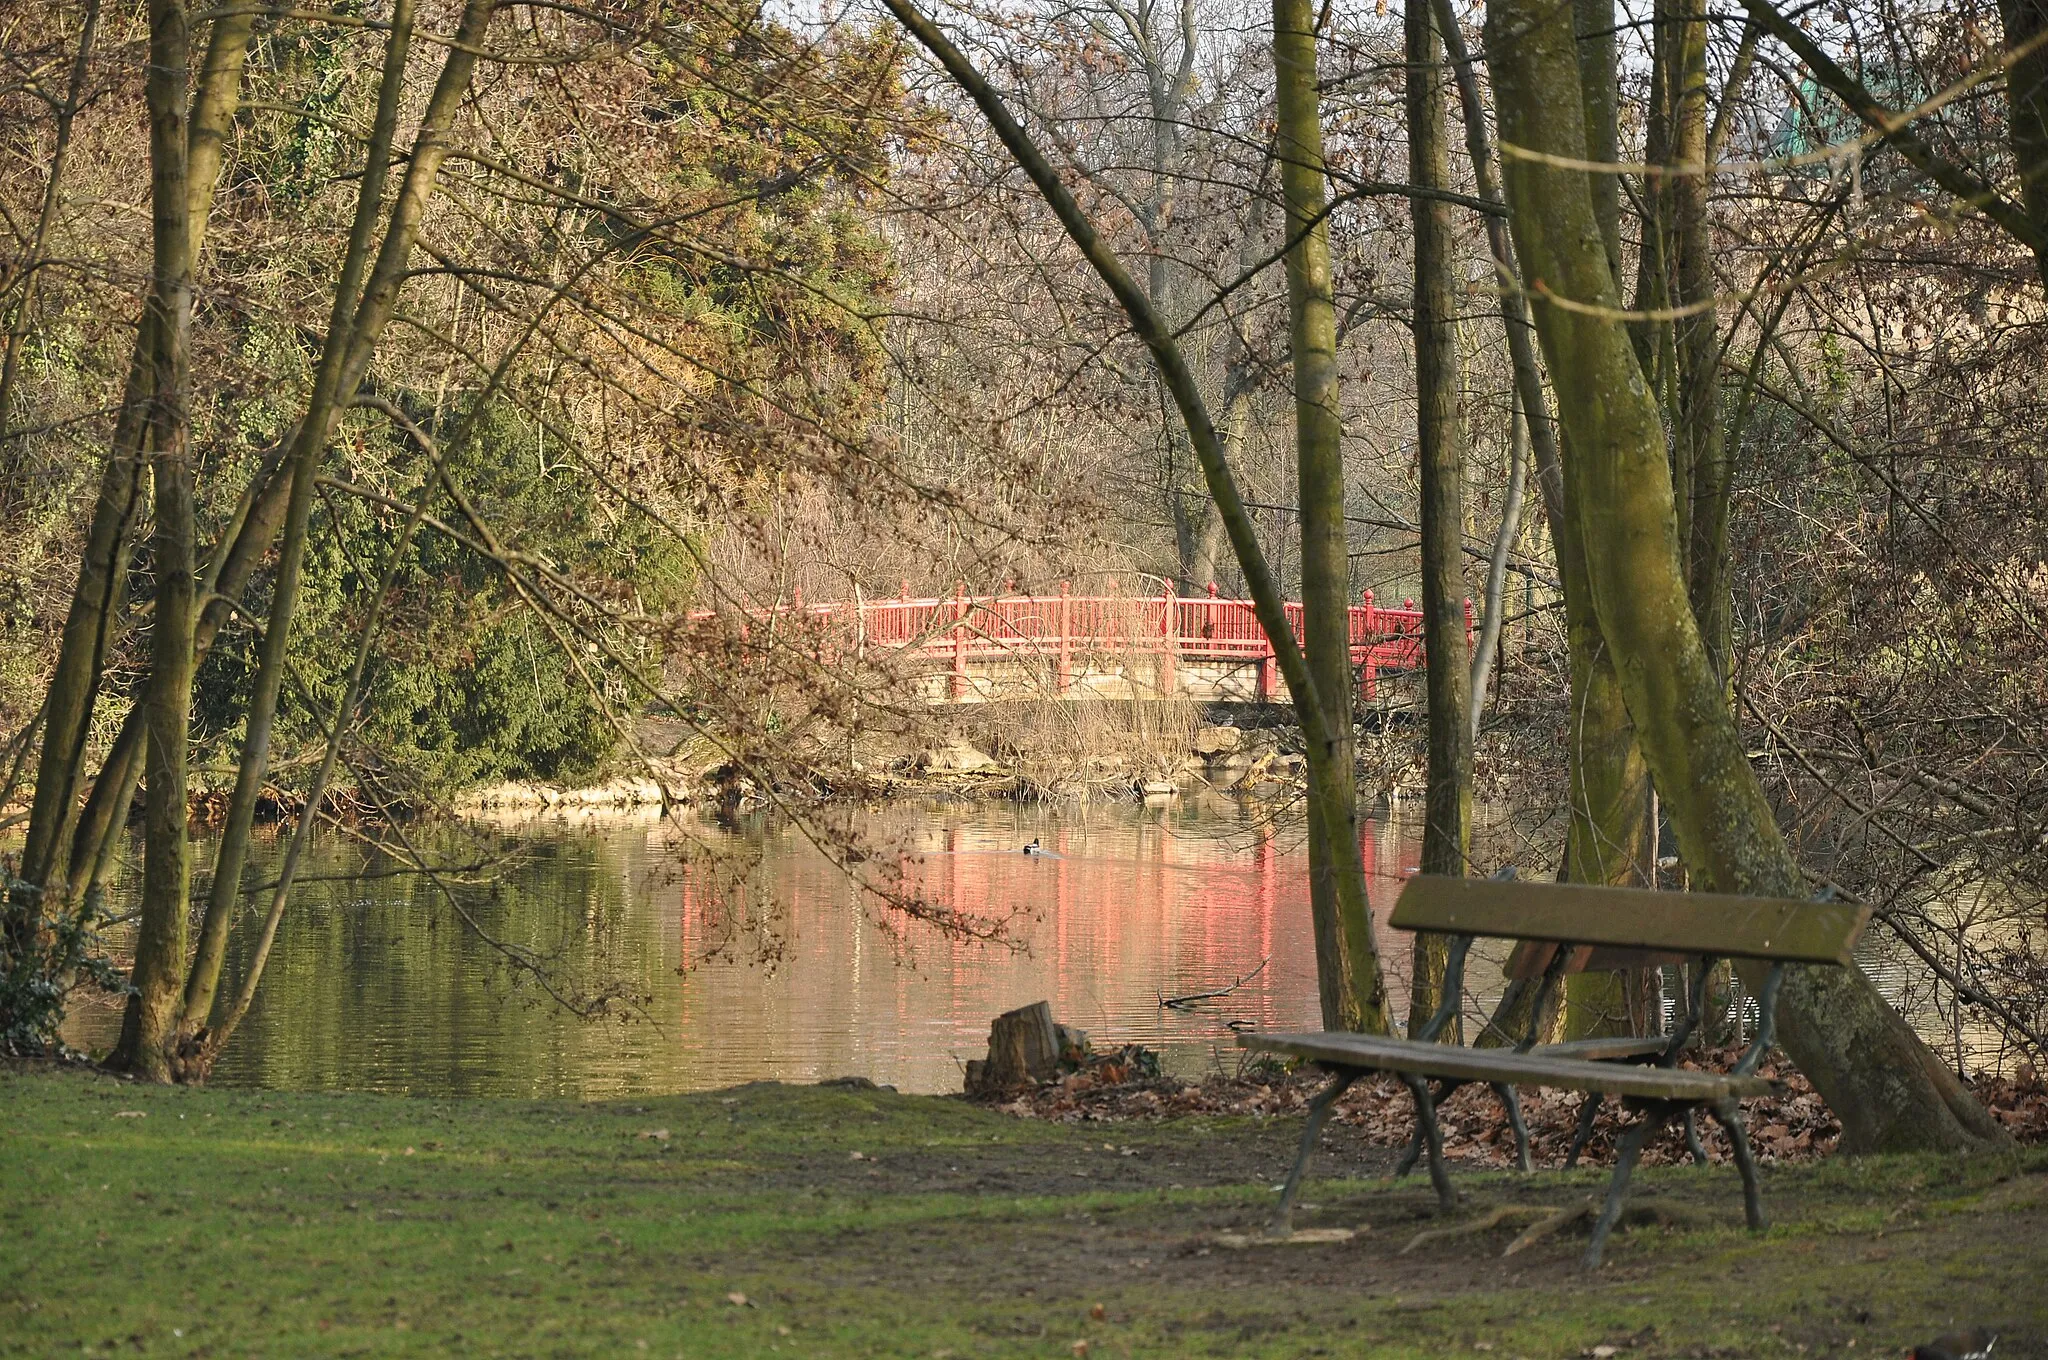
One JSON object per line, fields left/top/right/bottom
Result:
{"left": 1239, "top": 1032, "right": 1777, "bottom": 1101}
{"left": 1389, "top": 876, "right": 1870, "bottom": 965}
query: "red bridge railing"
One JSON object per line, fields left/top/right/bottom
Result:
{"left": 699, "top": 582, "right": 1471, "bottom": 702}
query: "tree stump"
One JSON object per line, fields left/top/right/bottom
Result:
{"left": 964, "top": 1001, "right": 1060, "bottom": 1096}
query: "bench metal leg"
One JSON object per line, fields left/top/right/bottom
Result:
{"left": 1491, "top": 1082, "right": 1534, "bottom": 1172}
{"left": 1272, "top": 1069, "right": 1357, "bottom": 1237}
{"left": 1683, "top": 1108, "right": 1709, "bottom": 1166}
{"left": 1401, "top": 1073, "right": 1457, "bottom": 1213}
{"left": 1564, "top": 1091, "right": 1603, "bottom": 1168}
{"left": 1709, "top": 1099, "right": 1767, "bottom": 1231}
{"left": 1395, "top": 1124, "right": 1422, "bottom": 1179}
{"left": 1395, "top": 1078, "right": 1457, "bottom": 1178}
{"left": 1584, "top": 1103, "right": 1668, "bottom": 1269}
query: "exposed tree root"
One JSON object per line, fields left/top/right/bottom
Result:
{"left": 1395, "top": 1196, "right": 1707, "bottom": 1258}
{"left": 1399, "top": 1202, "right": 1557, "bottom": 1255}
{"left": 1501, "top": 1203, "right": 1593, "bottom": 1256}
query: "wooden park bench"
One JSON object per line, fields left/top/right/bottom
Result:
{"left": 1239, "top": 874, "right": 1871, "bottom": 1266}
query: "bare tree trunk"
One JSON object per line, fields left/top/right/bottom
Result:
{"left": 1557, "top": 434, "right": 1657, "bottom": 1037}
{"left": 180, "top": 0, "right": 424, "bottom": 1043}
{"left": 1275, "top": 0, "right": 1386, "bottom": 1033}
{"left": 1423, "top": 0, "right": 1646, "bottom": 1044}
{"left": 1488, "top": 0, "right": 2008, "bottom": 1151}
{"left": 111, "top": 0, "right": 196, "bottom": 1083}
{"left": 1200, "top": 194, "right": 1274, "bottom": 597}
{"left": 1565, "top": 0, "right": 1659, "bottom": 1040}
{"left": 1126, "top": 0, "right": 1205, "bottom": 594}
{"left": 1666, "top": 0, "right": 1731, "bottom": 686}
{"left": 1468, "top": 397, "right": 1527, "bottom": 743}
{"left": 885, "top": 0, "right": 1391, "bottom": 1034}
{"left": 208, "top": 443, "right": 440, "bottom": 1058}
{"left": 1188, "top": 492, "right": 1226, "bottom": 592}
{"left": 67, "top": 728, "right": 141, "bottom": 908}
{"left": 1429, "top": 0, "right": 1561, "bottom": 525}
{"left": 61, "top": 676, "right": 151, "bottom": 900}
{"left": 12, "top": 351, "right": 147, "bottom": 905}
{"left": 12, "top": 7, "right": 258, "bottom": 908}
{"left": 1408, "top": 0, "right": 1472, "bottom": 1038}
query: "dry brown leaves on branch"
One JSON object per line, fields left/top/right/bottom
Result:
{"left": 985, "top": 1051, "right": 2048, "bottom": 1167}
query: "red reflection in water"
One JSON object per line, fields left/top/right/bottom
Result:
{"left": 670, "top": 807, "right": 1423, "bottom": 1094}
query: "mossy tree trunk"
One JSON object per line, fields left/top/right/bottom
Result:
{"left": 1426, "top": 0, "right": 1651, "bottom": 1043}
{"left": 112, "top": 0, "right": 197, "bottom": 1082}
{"left": 179, "top": 0, "right": 433, "bottom": 1055}
{"left": 186, "top": 0, "right": 488, "bottom": 1077}
{"left": 12, "top": 7, "right": 258, "bottom": 912}
{"left": 76, "top": 0, "right": 491, "bottom": 1081}
{"left": 1664, "top": 0, "right": 1732, "bottom": 687}
{"left": 1562, "top": 0, "right": 1657, "bottom": 1040}
{"left": 1274, "top": 0, "right": 1387, "bottom": 1032}
{"left": 1557, "top": 451, "right": 1657, "bottom": 1038}
{"left": 1487, "top": 0, "right": 2009, "bottom": 1152}
{"left": 1407, "top": 0, "right": 1472, "bottom": 1039}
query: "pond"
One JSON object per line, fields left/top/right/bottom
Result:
{"left": 62, "top": 798, "right": 1427, "bottom": 1098}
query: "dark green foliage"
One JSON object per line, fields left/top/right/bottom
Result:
{"left": 0, "top": 875, "right": 124, "bottom": 1055}
{"left": 194, "top": 399, "right": 693, "bottom": 800}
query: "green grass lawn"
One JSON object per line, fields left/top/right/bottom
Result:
{"left": 3, "top": 1066, "right": 2043, "bottom": 1358}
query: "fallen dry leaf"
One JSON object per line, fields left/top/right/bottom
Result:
{"left": 977, "top": 1049, "right": 2045, "bottom": 1167}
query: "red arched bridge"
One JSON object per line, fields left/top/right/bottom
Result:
{"left": 704, "top": 583, "right": 1471, "bottom": 705}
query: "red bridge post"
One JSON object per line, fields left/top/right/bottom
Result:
{"left": 951, "top": 581, "right": 969, "bottom": 700}
{"left": 1360, "top": 588, "right": 1377, "bottom": 701}
{"left": 1156, "top": 584, "right": 1178, "bottom": 697}
{"left": 1057, "top": 580, "right": 1072, "bottom": 694}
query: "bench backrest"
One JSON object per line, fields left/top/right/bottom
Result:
{"left": 1389, "top": 875, "right": 1870, "bottom": 966}
{"left": 1501, "top": 941, "right": 1690, "bottom": 980}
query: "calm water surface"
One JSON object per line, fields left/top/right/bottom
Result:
{"left": 64, "top": 798, "right": 1428, "bottom": 1097}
